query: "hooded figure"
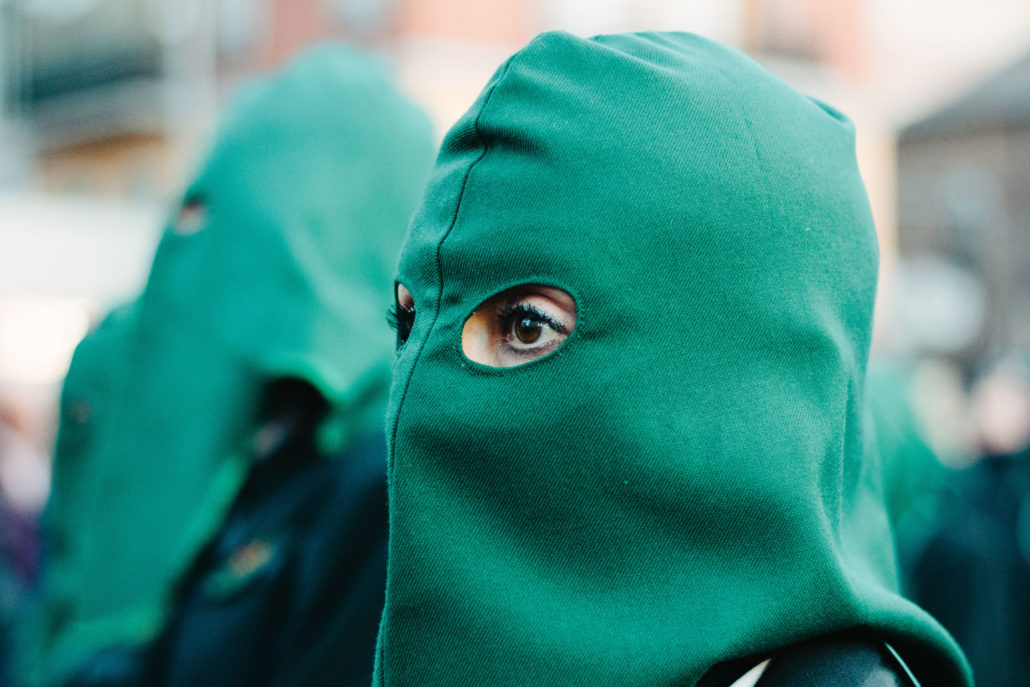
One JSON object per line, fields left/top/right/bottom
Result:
{"left": 375, "top": 32, "right": 970, "bottom": 685}
{"left": 909, "top": 354, "right": 1030, "bottom": 687}
{"left": 28, "top": 46, "right": 435, "bottom": 685}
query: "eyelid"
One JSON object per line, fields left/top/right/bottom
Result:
{"left": 395, "top": 282, "right": 414, "bottom": 309}
{"left": 496, "top": 302, "right": 569, "bottom": 336}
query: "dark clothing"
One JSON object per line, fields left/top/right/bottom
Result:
{"left": 700, "top": 633, "right": 920, "bottom": 686}
{"left": 2, "top": 496, "right": 40, "bottom": 687}
{"left": 911, "top": 454, "right": 1030, "bottom": 687}
{"left": 150, "top": 432, "right": 388, "bottom": 687}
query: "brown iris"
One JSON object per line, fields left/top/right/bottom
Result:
{"left": 514, "top": 316, "right": 543, "bottom": 344}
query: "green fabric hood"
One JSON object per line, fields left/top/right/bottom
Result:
{"left": 376, "top": 32, "right": 970, "bottom": 685}
{"left": 29, "top": 45, "right": 434, "bottom": 685}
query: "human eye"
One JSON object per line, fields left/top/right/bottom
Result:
{"left": 171, "top": 195, "right": 208, "bottom": 236}
{"left": 462, "top": 285, "right": 576, "bottom": 368}
{"left": 495, "top": 302, "right": 569, "bottom": 358}
{"left": 387, "top": 283, "right": 416, "bottom": 348}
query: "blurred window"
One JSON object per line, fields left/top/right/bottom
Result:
{"left": 16, "top": 0, "right": 163, "bottom": 108}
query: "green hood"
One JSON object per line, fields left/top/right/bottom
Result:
{"left": 49, "top": 304, "right": 139, "bottom": 533}
{"left": 30, "top": 45, "right": 434, "bottom": 684}
{"left": 376, "top": 32, "right": 970, "bottom": 685}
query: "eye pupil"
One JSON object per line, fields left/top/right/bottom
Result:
{"left": 514, "top": 317, "right": 542, "bottom": 344}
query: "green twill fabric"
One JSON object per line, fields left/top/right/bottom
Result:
{"left": 28, "top": 46, "right": 435, "bottom": 685}
{"left": 375, "top": 32, "right": 971, "bottom": 686}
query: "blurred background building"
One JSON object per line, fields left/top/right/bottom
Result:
{"left": 898, "top": 53, "right": 1030, "bottom": 366}
{"left": 1, "top": 0, "right": 1030, "bottom": 503}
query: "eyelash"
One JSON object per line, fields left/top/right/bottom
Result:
{"left": 495, "top": 302, "right": 568, "bottom": 338}
{"left": 386, "top": 304, "right": 415, "bottom": 345}
{"left": 385, "top": 305, "right": 401, "bottom": 331}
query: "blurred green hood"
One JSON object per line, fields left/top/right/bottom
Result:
{"left": 375, "top": 32, "right": 970, "bottom": 685}
{"left": 32, "top": 45, "right": 434, "bottom": 684}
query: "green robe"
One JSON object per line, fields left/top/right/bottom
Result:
{"left": 27, "top": 45, "right": 434, "bottom": 685}
{"left": 375, "top": 32, "right": 971, "bottom": 685}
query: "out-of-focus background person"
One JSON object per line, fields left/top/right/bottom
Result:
{"left": 904, "top": 354, "right": 1030, "bottom": 687}
{"left": 13, "top": 44, "right": 434, "bottom": 686}
{"left": 2, "top": 0, "right": 1030, "bottom": 685}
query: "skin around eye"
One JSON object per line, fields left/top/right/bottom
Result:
{"left": 172, "top": 197, "right": 207, "bottom": 235}
{"left": 462, "top": 285, "right": 576, "bottom": 368}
